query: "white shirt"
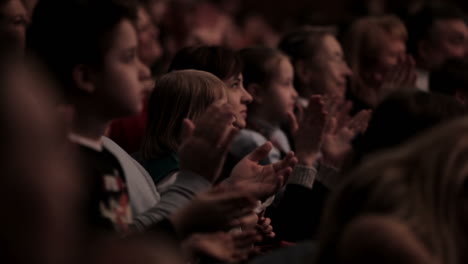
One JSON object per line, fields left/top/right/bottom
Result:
{"left": 415, "top": 68, "right": 430, "bottom": 92}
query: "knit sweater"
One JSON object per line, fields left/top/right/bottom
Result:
{"left": 102, "top": 137, "right": 211, "bottom": 232}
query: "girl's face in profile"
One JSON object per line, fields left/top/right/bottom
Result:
{"left": 260, "top": 57, "right": 298, "bottom": 123}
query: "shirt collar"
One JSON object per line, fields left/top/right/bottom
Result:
{"left": 69, "top": 133, "right": 103, "bottom": 152}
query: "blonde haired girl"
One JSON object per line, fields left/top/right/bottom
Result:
{"left": 140, "top": 69, "right": 227, "bottom": 188}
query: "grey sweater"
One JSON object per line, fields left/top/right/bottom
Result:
{"left": 103, "top": 137, "right": 211, "bottom": 232}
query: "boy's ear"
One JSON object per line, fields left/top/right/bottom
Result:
{"left": 246, "top": 83, "right": 264, "bottom": 103}
{"left": 72, "top": 64, "right": 96, "bottom": 94}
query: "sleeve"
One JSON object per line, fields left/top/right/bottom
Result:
{"left": 131, "top": 170, "right": 211, "bottom": 232}
{"left": 267, "top": 165, "right": 331, "bottom": 242}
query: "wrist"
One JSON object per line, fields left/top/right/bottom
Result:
{"left": 296, "top": 152, "right": 320, "bottom": 167}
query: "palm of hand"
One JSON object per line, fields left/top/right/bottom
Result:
{"left": 322, "top": 127, "right": 353, "bottom": 168}
{"left": 231, "top": 159, "right": 277, "bottom": 199}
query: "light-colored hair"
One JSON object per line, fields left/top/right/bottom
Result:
{"left": 316, "top": 117, "right": 468, "bottom": 264}
{"left": 141, "top": 69, "right": 227, "bottom": 159}
{"left": 344, "top": 15, "right": 407, "bottom": 96}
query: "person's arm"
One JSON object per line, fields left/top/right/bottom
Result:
{"left": 338, "top": 215, "right": 439, "bottom": 264}
{"left": 132, "top": 170, "right": 211, "bottom": 232}
{"left": 132, "top": 103, "right": 239, "bottom": 232}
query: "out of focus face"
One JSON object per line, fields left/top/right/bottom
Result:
{"left": 3, "top": 61, "right": 83, "bottom": 264}
{"left": 136, "top": 6, "right": 162, "bottom": 67}
{"left": 363, "top": 35, "right": 406, "bottom": 89}
{"left": 262, "top": 58, "right": 298, "bottom": 123}
{"left": 0, "top": 0, "right": 28, "bottom": 53}
{"left": 145, "top": 0, "right": 168, "bottom": 25}
{"left": 377, "top": 37, "right": 406, "bottom": 74}
{"left": 313, "top": 35, "right": 352, "bottom": 99}
{"left": 424, "top": 19, "right": 468, "bottom": 69}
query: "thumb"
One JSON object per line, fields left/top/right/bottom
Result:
{"left": 246, "top": 142, "right": 273, "bottom": 162}
{"left": 287, "top": 111, "right": 299, "bottom": 134}
{"left": 325, "top": 116, "right": 338, "bottom": 135}
{"left": 181, "top": 118, "right": 196, "bottom": 140}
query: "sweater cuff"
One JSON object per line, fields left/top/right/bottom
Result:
{"left": 287, "top": 165, "right": 317, "bottom": 189}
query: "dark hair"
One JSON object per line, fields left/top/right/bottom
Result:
{"left": 430, "top": 58, "right": 468, "bottom": 96}
{"left": 168, "top": 46, "right": 242, "bottom": 81}
{"left": 406, "top": 2, "right": 466, "bottom": 57}
{"left": 239, "top": 47, "right": 287, "bottom": 88}
{"left": 27, "top": 0, "right": 138, "bottom": 101}
{"left": 278, "top": 27, "right": 334, "bottom": 65}
{"left": 278, "top": 26, "right": 334, "bottom": 93}
{"left": 352, "top": 91, "right": 467, "bottom": 166}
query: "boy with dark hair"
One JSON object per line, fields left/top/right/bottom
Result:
{"left": 27, "top": 0, "right": 297, "bottom": 242}
{"left": 27, "top": 0, "right": 258, "bottom": 236}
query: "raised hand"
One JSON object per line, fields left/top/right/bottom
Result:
{"left": 178, "top": 102, "right": 238, "bottom": 182}
{"left": 294, "top": 95, "right": 327, "bottom": 166}
{"left": 170, "top": 187, "right": 257, "bottom": 238}
{"left": 256, "top": 211, "right": 275, "bottom": 239}
{"left": 322, "top": 109, "right": 372, "bottom": 168}
{"left": 379, "top": 54, "right": 417, "bottom": 101}
{"left": 226, "top": 142, "right": 298, "bottom": 200}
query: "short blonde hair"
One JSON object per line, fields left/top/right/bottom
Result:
{"left": 141, "top": 69, "right": 227, "bottom": 159}
{"left": 344, "top": 15, "right": 407, "bottom": 94}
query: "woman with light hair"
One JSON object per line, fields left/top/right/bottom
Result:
{"left": 344, "top": 15, "right": 416, "bottom": 110}
{"left": 315, "top": 116, "right": 468, "bottom": 264}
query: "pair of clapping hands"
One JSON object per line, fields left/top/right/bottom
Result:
{"left": 289, "top": 95, "right": 372, "bottom": 169}
{"left": 168, "top": 102, "right": 295, "bottom": 262}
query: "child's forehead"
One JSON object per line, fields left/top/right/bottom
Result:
{"left": 270, "top": 56, "right": 293, "bottom": 76}
{"left": 107, "top": 19, "right": 138, "bottom": 50}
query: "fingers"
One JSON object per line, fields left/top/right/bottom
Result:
{"left": 325, "top": 116, "right": 338, "bottom": 135}
{"left": 348, "top": 109, "right": 372, "bottom": 134}
{"left": 295, "top": 102, "right": 304, "bottom": 123}
{"left": 246, "top": 142, "right": 273, "bottom": 162}
{"left": 257, "top": 217, "right": 275, "bottom": 238}
{"left": 238, "top": 213, "right": 258, "bottom": 229}
{"left": 336, "top": 100, "right": 353, "bottom": 130}
{"left": 272, "top": 151, "right": 297, "bottom": 172}
{"left": 232, "top": 230, "right": 260, "bottom": 248}
{"left": 276, "top": 167, "right": 292, "bottom": 187}
{"left": 322, "top": 94, "right": 340, "bottom": 117}
{"left": 217, "top": 126, "right": 239, "bottom": 152}
{"left": 304, "top": 96, "right": 327, "bottom": 127}
{"left": 229, "top": 207, "right": 256, "bottom": 221}
{"left": 287, "top": 111, "right": 299, "bottom": 134}
{"left": 193, "top": 103, "right": 235, "bottom": 144}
